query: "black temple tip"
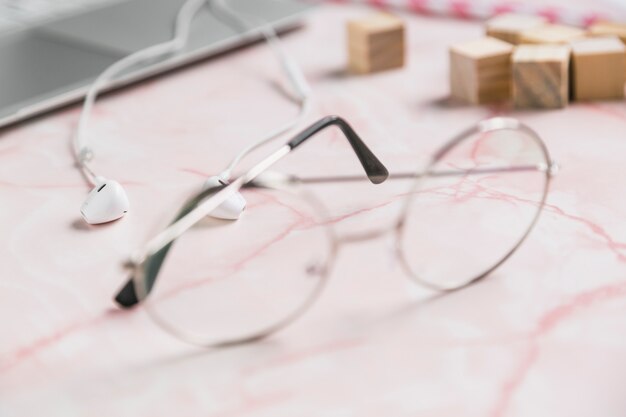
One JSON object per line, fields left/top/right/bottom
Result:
{"left": 114, "top": 279, "right": 139, "bottom": 308}
{"left": 369, "top": 170, "right": 389, "bottom": 184}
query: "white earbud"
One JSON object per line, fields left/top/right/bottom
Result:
{"left": 203, "top": 176, "right": 246, "bottom": 220}
{"left": 80, "top": 176, "right": 130, "bottom": 225}
{"left": 72, "top": 0, "right": 309, "bottom": 226}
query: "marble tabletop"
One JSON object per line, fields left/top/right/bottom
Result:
{"left": 2, "top": 1, "right": 626, "bottom": 416}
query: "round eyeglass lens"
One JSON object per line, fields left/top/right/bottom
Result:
{"left": 134, "top": 186, "right": 334, "bottom": 346}
{"left": 398, "top": 123, "right": 550, "bottom": 290}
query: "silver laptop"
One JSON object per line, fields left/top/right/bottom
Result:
{"left": 0, "top": 0, "right": 312, "bottom": 128}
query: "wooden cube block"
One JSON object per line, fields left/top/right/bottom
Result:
{"left": 449, "top": 37, "right": 514, "bottom": 104}
{"left": 571, "top": 37, "right": 626, "bottom": 101}
{"left": 588, "top": 22, "right": 626, "bottom": 79}
{"left": 512, "top": 45, "right": 570, "bottom": 108}
{"left": 588, "top": 22, "right": 626, "bottom": 43}
{"left": 520, "top": 24, "right": 585, "bottom": 44}
{"left": 347, "top": 13, "right": 405, "bottom": 74}
{"left": 486, "top": 13, "right": 548, "bottom": 45}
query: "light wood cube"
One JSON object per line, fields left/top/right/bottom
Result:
{"left": 520, "top": 24, "right": 585, "bottom": 44}
{"left": 571, "top": 37, "right": 626, "bottom": 101}
{"left": 588, "top": 22, "right": 626, "bottom": 78}
{"left": 449, "top": 37, "right": 514, "bottom": 104}
{"left": 512, "top": 45, "right": 570, "bottom": 109}
{"left": 486, "top": 13, "right": 547, "bottom": 45}
{"left": 347, "top": 13, "right": 405, "bottom": 74}
{"left": 588, "top": 22, "right": 626, "bottom": 43}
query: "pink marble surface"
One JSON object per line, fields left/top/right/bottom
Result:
{"left": 3, "top": 2, "right": 626, "bottom": 416}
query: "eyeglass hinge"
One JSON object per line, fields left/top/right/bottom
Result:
{"left": 548, "top": 161, "right": 560, "bottom": 177}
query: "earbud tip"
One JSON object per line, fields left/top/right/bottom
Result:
{"left": 81, "top": 179, "right": 129, "bottom": 224}
{"left": 211, "top": 191, "right": 246, "bottom": 220}
{"left": 203, "top": 176, "right": 246, "bottom": 220}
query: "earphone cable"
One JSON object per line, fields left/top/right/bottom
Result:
{"left": 72, "top": 0, "right": 207, "bottom": 186}
{"left": 210, "top": 0, "right": 312, "bottom": 181}
{"left": 72, "top": 0, "right": 311, "bottom": 186}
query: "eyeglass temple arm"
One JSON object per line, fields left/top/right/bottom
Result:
{"left": 274, "top": 163, "right": 556, "bottom": 185}
{"left": 113, "top": 193, "right": 203, "bottom": 309}
{"left": 114, "top": 115, "right": 388, "bottom": 308}
{"left": 287, "top": 115, "right": 389, "bottom": 184}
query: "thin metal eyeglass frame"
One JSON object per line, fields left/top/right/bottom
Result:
{"left": 116, "top": 116, "right": 557, "bottom": 318}
{"left": 114, "top": 115, "right": 388, "bottom": 308}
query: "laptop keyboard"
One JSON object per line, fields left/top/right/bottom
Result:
{"left": 0, "top": 0, "right": 129, "bottom": 33}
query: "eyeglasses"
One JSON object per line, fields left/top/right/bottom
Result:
{"left": 114, "top": 116, "right": 557, "bottom": 347}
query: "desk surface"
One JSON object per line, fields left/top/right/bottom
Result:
{"left": 3, "top": 2, "right": 626, "bottom": 416}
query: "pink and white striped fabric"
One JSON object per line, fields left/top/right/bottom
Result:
{"left": 327, "top": 0, "right": 613, "bottom": 27}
